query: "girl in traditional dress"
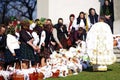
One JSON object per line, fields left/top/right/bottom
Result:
{"left": 45, "top": 19, "right": 63, "bottom": 51}
{"left": 19, "top": 21, "right": 38, "bottom": 64}
{"left": 100, "top": 0, "right": 113, "bottom": 33}
{"left": 75, "top": 27, "right": 87, "bottom": 43}
{"left": 73, "top": 12, "right": 87, "bottom": 31}
{"left": 67, "top": 14, "right": 76, "bottom": 47}
{"left": 39, "top": 19, "right": 52, "bottom": 58}
{"left": 5, "top": 27, "right": 21, "bottom": 67}
{"left": 88, "top": 8, "right": 99, "bottom": 28}
{"left": 67, "top": 14, "right": 75, "bottom": 34}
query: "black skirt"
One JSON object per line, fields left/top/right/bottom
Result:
{"left": 20, "top": 43, "right": 35, "bottom": 63}
{"left": 4, "top": 49, "right": 21, "bottom": 64}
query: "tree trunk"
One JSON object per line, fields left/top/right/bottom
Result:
{"left": 1, "top": 5, "right": 6, "bottom": 24}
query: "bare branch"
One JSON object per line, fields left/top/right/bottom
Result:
{"left": 33, "top": 0, "right": 37, "bottom": 10}
{"left": 9, "top": 3, "right": 30, "bottom": 19}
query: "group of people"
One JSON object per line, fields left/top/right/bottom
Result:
{"left": 0, "top": 0, "right": 115, "bottom": 79}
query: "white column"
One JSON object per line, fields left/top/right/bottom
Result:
{"left": 114, "top": 0, "right": 120, "bottom": 34}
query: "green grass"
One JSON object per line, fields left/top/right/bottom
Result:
{"left": 46, "top": 63, "right": 120, "bottom": 80}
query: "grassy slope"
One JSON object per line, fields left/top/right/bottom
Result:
{"left": 46, "top": 63, "right": 120, "bottom": 80}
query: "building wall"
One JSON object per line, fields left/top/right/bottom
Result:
{"left": 114, "top": 0, "right": 120, "bottom": 34}
{"left": 37, "top": 0, "right": 100, "bottom": 24}
{"left": 114, "top": 0, "right": 120, "bottom": 21}
{"left": 37, "top": 0, "right": 49, "bottom": 19}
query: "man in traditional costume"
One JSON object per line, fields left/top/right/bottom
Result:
{"left": 0, "top": 24, "right": 6, "bottom": 68}
{"left": 86, "top": 16, "right": 116, "bottom": 71}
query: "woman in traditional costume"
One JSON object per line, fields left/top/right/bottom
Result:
{"left": 5, "top": 27, "right": 21, "bottom": 67}
{"left": 73, "top": 12, "right": 87, "bottom": 31}
{"left": 88, "top": 8, "right": 99, "bottom": 28}
{"left": 19, "top": 21, "right": 37, "bottom": 64}
{"left": 86, "top": 16, "right": 116, "bottom": 71}
{"left": 67, "top": 14, "right": 76, "bottom": 47}
{"left": 100, "top": 0, "right": 113, "bottom": 33}
{"left": 30, "top": 19, "right": 45, "bottom": 62}
{"left": 45, "top": 19, "right": 63, "bottom": 51}
{"left": 75, "top": 27, "right": 87, "bottom": 43}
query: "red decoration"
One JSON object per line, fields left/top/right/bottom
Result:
{"left": 0, "top": 76, "right": 4, "bottom": 80}
{"left": 11, "top": 74, "right": 24, "bottom": 80}
{"left": 52, "top": 70, "right": 60, "bottom": 78}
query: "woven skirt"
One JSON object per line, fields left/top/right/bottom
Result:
{"left": 20, "top": 43, "right": 35, "bottom": 63}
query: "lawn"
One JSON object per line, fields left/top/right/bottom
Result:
{"left": 46, "top": 63, "right": 120, "bottom": 80}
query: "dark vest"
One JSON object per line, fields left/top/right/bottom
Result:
{"left": 77, "top": 18, "right": 87, "bottom": 26}
{"left": 0, "top": 34, "right": 6, "bottom": 52}
{"left": 89, "top": 15, "right": 98, "bottom": 24}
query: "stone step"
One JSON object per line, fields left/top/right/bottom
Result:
{"left": 114, "top": 47, "right": 120, "bottom": 62}
{"left": 116, "top": 59, "right": 120, "bottom": 62}
{"left": 114, "top": 54, "right": 120, "bottom": 57}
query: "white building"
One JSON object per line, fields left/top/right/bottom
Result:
{"left": 37, "top": 0, "right": 101, "bottom": 24}
{"left": 37, "top": 0, "right": 120, "bottom": 34}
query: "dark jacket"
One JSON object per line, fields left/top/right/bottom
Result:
{"left": 75, "top": 28, "right": 86, "bottom": 41}
{"left": 0, "top": 34, "right": 6, "bottom": 52}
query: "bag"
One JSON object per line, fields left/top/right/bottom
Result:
{"left": 38, "top": 72, "right": 44, "bottom": 80}
{"left": 52, "top": 70, "right": 60, "bottom": 78}
{"left": 0, "top": 76, "right": 4, "bottom": 80}
{"left": 29, "top": 72, "right": 38, "bottom": 80}
{"left": 12, "top": 74, "right": 24, "bottom": 80}
{"left": 113, "top": 40, "right": 118, "bottom": 46}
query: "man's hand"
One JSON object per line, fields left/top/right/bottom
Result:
{"left": 12, "top": 53, "right": 16, "bottom": 56}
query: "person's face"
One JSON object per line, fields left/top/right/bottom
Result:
{"left": 22, "top": 63, "right": 28, "bottom": 69}
{"left": 44, "top": 19, "right": 47, "bottom": 24}
{"left": 17, "top": 21, "right": 20, "bottom": 24}
{"left": 80, "top": 13, "right": 84, "bottom": 19}
{"left": 105, "top": 1, "right": 109, "bottom": 6}
{"left": 70, "top": 16, "right": 75, "bottom": 22}
{"left": 91, "top": 9, "right": 95, "bottom": 16}
{"left": 9, "top": 22, "right": 13, "bottom": 27}
{"left": 0, "top": 27, "right": 6, "bottom": 34}
{"left": 47, "top": 20, "right": 52, "bottom": 25}
{"left": 45, "top": 20, "right": 52, "bottom": 25}
{"left": 58, "top": 20, "right": 63, "bottom": 24}
{"left": 0, "top": 66, "right": 2, "bottom": 70}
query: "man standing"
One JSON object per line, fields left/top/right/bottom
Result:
{"left": 0, "top": 24, "right": 6, "bottom": 68}
{"left": 86, "top": 16, "right": 116, "bottom": 71}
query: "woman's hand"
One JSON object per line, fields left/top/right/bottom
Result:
{"left": 58, "top": 43, "right": 63, "bottom": 48}
{"left": 105, "top": 15, "right": 110, "bottom": 19}
{"left": 51, "top": 41, "right": 56, "bottom": 46}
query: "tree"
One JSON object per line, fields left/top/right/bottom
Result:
{"left": 0, "top": 0, "right": 37, "bottom": 24}
{"left": 0, "top": 0, "right": 11, "bottom": 24}
{"left": 9, "top": 0, "right": 37, "bottom": 20}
